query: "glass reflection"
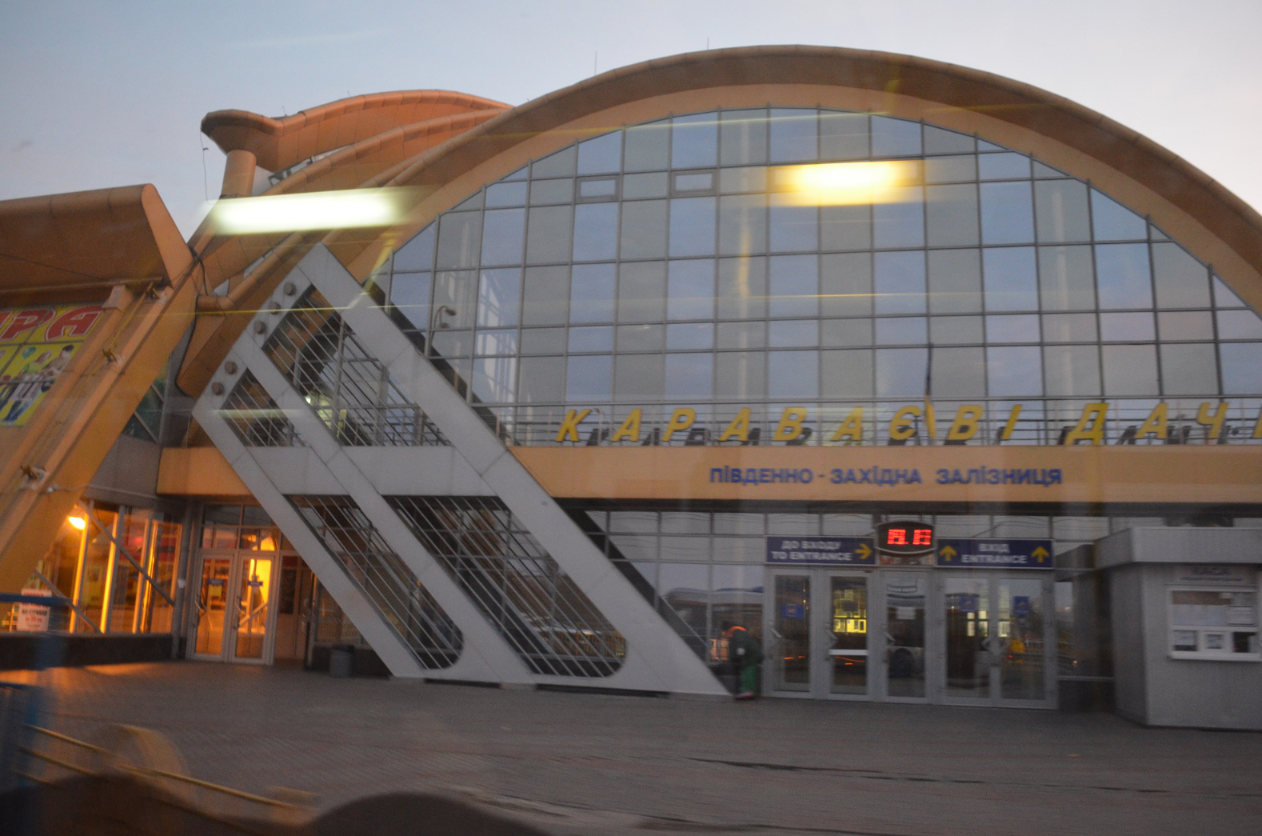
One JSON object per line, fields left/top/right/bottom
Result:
{"left": 830, "top": 577, "right": 868, "bottom": 696}
{"left": 375, "top": 105, "right": 1256, "bottom": 439}
{"left": 980, "top": 182, "right": 1035, "bottom": 245}
{"left": 769, "top": 108, "right": 818, "bottom": 163}
{"left": 885, "top": 574, "right": 925, "bottom": 698}
{"left": 1095, "top": 244, "right": 1152, "bottom": 309}
{"left": 671, "top": 113, "right": 718, "bottom": 169}
{"left": 982, "top": 247, "right": 1038, "bottom": 311}
{"left": 667, "top": 259, "right": 715, "bottom": 320}
{"left": 773, "top": 574, "right": 810, "bottom": 691}
{"left": 874, "top": 251, "right": 927, "bottom": 315}
{"left": 669, "top": 197, "right": 717, "bottom": 257}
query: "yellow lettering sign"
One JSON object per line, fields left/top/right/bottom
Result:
{"left": 554, "top": 409, "right": 591, "bottom": 443}
{"left": 946, "top": 404, "right": 984, "bottom": 442}
{"left": 662, "top": 408, "right": 696, "bottom": 443}
{"left": 1135, "top": 403, "right": 1167, "bottom": 441}
{"left": 1197, "top": 401, "right": 1228, "bottom": 442}
{"left": 773, "top": 407, "right": 808, "bottom": 442}
{"left": 829, "top": 406, "right": 864, "bottom": 443}
{"left": 889, "top": 405, "right": 921, "bottom": 442}
{"left": 1000, "top": 404, "right": 1022, "bottom": 442}
{"left": 1065, "top": 403, "right": 1108, "bottom": 445}
{"left": 719, "top": 408, "right": 751, "bottom": 443}
{"left": 610, "top": 409, "right": 642, "bottom": 443}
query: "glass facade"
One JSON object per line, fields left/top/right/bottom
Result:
{"left": 369, "top": 109, "right": 1262, "bottom": 448}
{"left": 2, "top": 502, "right": 182, "bottom": 635}
{"left": 10, "top": 91, "right": 1259, "bottom": 714}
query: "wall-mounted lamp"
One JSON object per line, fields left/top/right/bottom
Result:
{"left": 432, "top": 305, "right": 456, "bottom": 330}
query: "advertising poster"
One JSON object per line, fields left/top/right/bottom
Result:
{"left": 0, "top": 304, "right": 104, "bottom": 428}
{"left": 15, "top": 588, "right": 51, "bottom": 632}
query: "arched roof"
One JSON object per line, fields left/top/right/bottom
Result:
{"left": 177, "top": 45, "right": 1262, "bottom": 394}
{"left": 201, "top": 90, "right": 509, "bottom": 172}
{"left": 367, "top": 46, "right": 1262, "bottom": 297}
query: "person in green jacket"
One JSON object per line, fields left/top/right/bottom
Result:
{"left": 723, "top": 621, "right": 763, "bottom": 700}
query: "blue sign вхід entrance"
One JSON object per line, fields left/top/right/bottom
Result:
{"left": 765, "top": 537, "right": 876, "bottom": 565}
{"left": 935, "top": 539, "right": 1054, "bottom": 569}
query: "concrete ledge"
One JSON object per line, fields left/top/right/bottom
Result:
{"left": 0, "top": 633, "right": 173, "bottom": 671}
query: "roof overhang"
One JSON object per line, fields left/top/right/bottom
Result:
{"left": 201, "top": 90, "right": 509, "bottom": 172}
{"left": 0, "top": 184, "right": 191, "bottom": 305}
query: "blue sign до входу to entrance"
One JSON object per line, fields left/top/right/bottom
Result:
{"left": 934, "top": 539, "right": 1054, "bottom": 569}
{"left": 765, "top": 537, "right": 876, "bottom": 565}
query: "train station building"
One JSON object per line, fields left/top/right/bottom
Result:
{"left": 1, "top": 47, "right": 1259, "bottom": 728}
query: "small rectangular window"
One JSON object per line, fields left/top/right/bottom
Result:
{"left": 622, "top": 172, "right": 669, "bottom": 199}
{"left": 1168, "top": 587, "right": 1259, "bottom": 660}
{"left": 672, "top": 170, "right": 716, "bottom": 195}
{"left": 577, "top": 176, "right": 620, "bottom": 202}
{"left": 528, "top": 178, "right": 574, "bottom": 206}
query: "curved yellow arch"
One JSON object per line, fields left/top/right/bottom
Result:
{"left": 202, "top": 89, "right": 509, "bottom": 172}
{"left": 177, "top": 45, "right": 1262, "bottom": 396}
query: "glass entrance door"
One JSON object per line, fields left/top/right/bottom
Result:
{"left": 769, "top": 573, "right": 811, "bottom": 692}
{"left": 765, "top": 569, "right": 874, "bottom": 699}
{"left": 882, "top": 573, "right": 927, "bottom": 701}
{"left": 827, "top": 576, "right": 869, "bottom": 697}
{"left": 940, "top": 574, "right": 1054, "bottom": 707}
{"left": 191, "top": 553, "right": 277, "bottom": 664}
{"left": 193, "top": 558, "right": 231, "bottom": 657}
{"left": 996, "top": 577, "right": 1050, "bottom": 705}
{"left": 233, "top": 557, "right": 274, "bottom": 661}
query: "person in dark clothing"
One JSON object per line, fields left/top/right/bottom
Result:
{"left": 722, "top": 620, "right": 763, "bottom": 700}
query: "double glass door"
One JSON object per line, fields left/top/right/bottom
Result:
{"left": 765, "top": 568, "right": 1053, "bottom": 706}
{"left": 768, "top": 569, "right": 913, "bottom": 701}
{"left": 191, "top": 553, "right": 277, "bottom": 664}
{"left": 941, "top": 574, "right": 1054, "bottom": 707}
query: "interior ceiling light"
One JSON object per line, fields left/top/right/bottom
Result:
{"left": 67, "top": 516, "right": 86, "bottom": 531}
{"left": 772, "top": 161, "right": 922, "bottom": 206}
{"left": 208, "top": 188, "right": 417, "bottom": 234}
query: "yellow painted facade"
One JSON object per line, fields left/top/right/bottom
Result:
{"left": 513, "top": 445, "right": 1262, "bottom": 506}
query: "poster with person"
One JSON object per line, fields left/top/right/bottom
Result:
{"left": 0, "top": 303, "right": 104, "bottom": 428}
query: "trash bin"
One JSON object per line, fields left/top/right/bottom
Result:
{"left": 330, "top": 645, "right": 355, "bottom": 678}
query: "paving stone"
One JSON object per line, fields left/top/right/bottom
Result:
{"left": 5, "top": 662, "right": 1261, "bottom": 835}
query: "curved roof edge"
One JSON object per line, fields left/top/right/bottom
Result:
{"left": 0, "top": 184, "right": 192, "bottom": 302}
{"left": 377, "top": 46, "right": 1262, "bottom": 305}
{"left": 202, "top": 90, "right": 510, "bottom": 171}
{"left": 178, "top": 46, "right": 1262, "bottom": 396}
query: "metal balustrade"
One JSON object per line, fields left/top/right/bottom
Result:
{"left": 288, "top": 495, "right": 461, "bottom": 669}
{"left": 385, "top": 495, "right": 624, "bottom": 677}
{"left": 220, "top": 369, "right": 304, "bottom": 447}
{"left": 264, "top": 288, "right": 447, "bottom": 447}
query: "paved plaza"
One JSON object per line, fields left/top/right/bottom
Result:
{"left": 4, "top": 662, "right": 1261, "bottom": 835}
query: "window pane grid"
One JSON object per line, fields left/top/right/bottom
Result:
{"left": 370, "top": 108, "right": 1261, "bottom": 446}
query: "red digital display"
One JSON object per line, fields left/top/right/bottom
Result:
{"left": 876, "top": 521, "right": 935, "bottom": 555}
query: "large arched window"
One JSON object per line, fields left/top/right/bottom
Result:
{"left": 376, "top": 109, "right": 1262, "bottom": 447}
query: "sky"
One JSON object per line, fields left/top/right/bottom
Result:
{"left": 1, "top": 0, "right": 1260, "bottom": 237}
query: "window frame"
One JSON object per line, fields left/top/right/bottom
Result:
{"left": 1166, "top": 583, "right": 1260, "bottom": 661}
